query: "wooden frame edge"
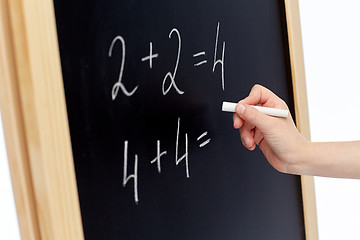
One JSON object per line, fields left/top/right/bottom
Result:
{"left": 1, "top": 0, "right": 84, "bottom": 239}
{"left": 0, "top": 0, "right": 40, "bottom": 239}
{"left": 284, "top": 0, "right": 319, "bottom": 239}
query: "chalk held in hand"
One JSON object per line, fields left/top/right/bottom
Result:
{"left": 222, "top": 101, "right": 288, "bottom": 118}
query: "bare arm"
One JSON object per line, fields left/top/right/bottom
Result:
{"left": 303, "top": 141, "right": 360, "bottom": 178}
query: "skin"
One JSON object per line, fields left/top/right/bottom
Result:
{"left": 233, "top": 84, "right": 360, "bottom": 179}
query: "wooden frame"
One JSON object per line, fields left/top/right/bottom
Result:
{"left": 284, "top": 0, "right": 318, "bottom": 239}
{"left": 0, "top": 0, "right": 317, "bottom": 239}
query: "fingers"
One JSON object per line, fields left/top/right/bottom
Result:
{"left": 240, "top": 121, "right": 256, "bottom": 151}
{"left": 235, "top": 103, "right": 274, "bottom": 151}
{"left": 241, "top": 84, "right": 287, "bottom": 109}
{"left": 233, "top": 85, "right": 286, "bottom": 130}
{"left": 233, "top": 113, "right": 243, "bottom": 129}
{"left": 235, "top": 103, "right": 272, "bottom": 133}
{"left": 243, "top": 84, "right": 272, "bottom": 105}
{"left": 239, "top": 118, "right": 264, "bottom": 151}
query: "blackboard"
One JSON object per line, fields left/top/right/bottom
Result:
{"left": 53, "top": 0, "right": 305, "bottom": 239}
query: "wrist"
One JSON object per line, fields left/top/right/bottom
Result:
{"left": 286, "top": 137, "right": 313, "bottom": 176}
{"left": 296, "top": 140, "right": 314, "bottom": 175}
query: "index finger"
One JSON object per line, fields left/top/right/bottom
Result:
{"left": 239, "top": 84, "right": 285, "bottom": 108}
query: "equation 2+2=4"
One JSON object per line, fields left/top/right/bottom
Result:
{"left": 108, "top": 22, "right": 226, "bottom": 100}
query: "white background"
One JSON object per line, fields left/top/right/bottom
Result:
{"left": 1, "top": 1, "right": 360, "bottom": 239}
{"left": 300, "top": 0, "right": 360, "bottom": 239}
{"left": 0, "top": 114, "right": 21, "bottom": 240}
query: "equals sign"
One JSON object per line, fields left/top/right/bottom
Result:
{"left": 197, "top": 131, "right": 211, "bottom": 148}
{"left": 193, "top": 51, "right": 207, "bottom": 67}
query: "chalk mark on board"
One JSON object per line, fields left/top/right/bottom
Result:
{"left": 193, "top": 51, "right": 207, "bottom": 67}
{"left": 193, "top": 52, "right": 205, "bottom": 57}
{"left": 194, "top": 60, "right": 207, "bottom": 67}
{"left": 213, "top": 22, "right": 226, "bottom": 91}
{"left": 123, "top": 141, "right": 139, "bottom": 203}
{"left": 197, "top": 131, "right": 211, "bottom": 148}
{"left": 150, "top": 140, "right": 167, "bottom": 173}
{"left": 109, "top": 36, "right": 139, "bottom": 99}
{"left": 162, "top": 28, "right": 184, "bottom": 95}
{"left": 141, "top": 42, "right": 159, "bottom": 69}
{"left": 176, "top": 118, "right": 189, "bottom": 178}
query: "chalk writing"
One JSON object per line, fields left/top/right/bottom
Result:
{"left": 175, "top": 117, "right": 189, "bottom": 178}
{"left": 109, "top": 23, "right": 224, "bottom": 203}
{"left": 122, "top": 118, "right": 210, "bottom": 203}
{"left": 123, "top": 141, "right": 139, "bottom": 203}
{"left": 108, "top": 36, "right": 139, "bottom": 99}
{"left": 162, "top": 28, "right": 184, "bottom": 95}
{"left": 197, "top": 131, "right": 211, "bottom": 148}
{"left": 150, "top": 140, "right": 167, "bottom": 173}
{"left": 193, "top": 51, "right": 207, "bottom": 67}
{"left": 141, "top": 42, "right": 159, "bottom": 69}
{"left": 213, "top": 22, "right": 226, "bottom": 91}
{"left": 108, "top": 22, "right": 226, "bottom": 99}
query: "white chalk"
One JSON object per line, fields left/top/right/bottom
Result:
{"left": 222, "top": 101, "right": 288, "bottom": 118}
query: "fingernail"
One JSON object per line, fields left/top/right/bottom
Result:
{"left": 244, "top": 137, "right": 251, "bottom": 147}
{"left": 236, "top": 104, "right": 245, "bottom": 115}
{"left": 233, "top": 117, "right": 239, "bottom": 128}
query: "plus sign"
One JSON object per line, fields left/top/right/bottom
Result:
{"left": 141, "top": 42, "right": 159, "bottom": 69}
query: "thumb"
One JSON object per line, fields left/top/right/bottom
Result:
{"left": 235, "top": 104, "right": 272, "bottom": 132}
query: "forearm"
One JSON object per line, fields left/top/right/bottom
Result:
{"left": 300, "top": 141, "right": 360, "bottom": 178}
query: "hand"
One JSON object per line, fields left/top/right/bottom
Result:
{"left": 233, "top": 84, "right": 308, "bottom": 174}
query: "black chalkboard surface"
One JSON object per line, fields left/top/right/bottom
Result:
{"left": 53, "top": 0, "right": 305, "bottom": 239}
